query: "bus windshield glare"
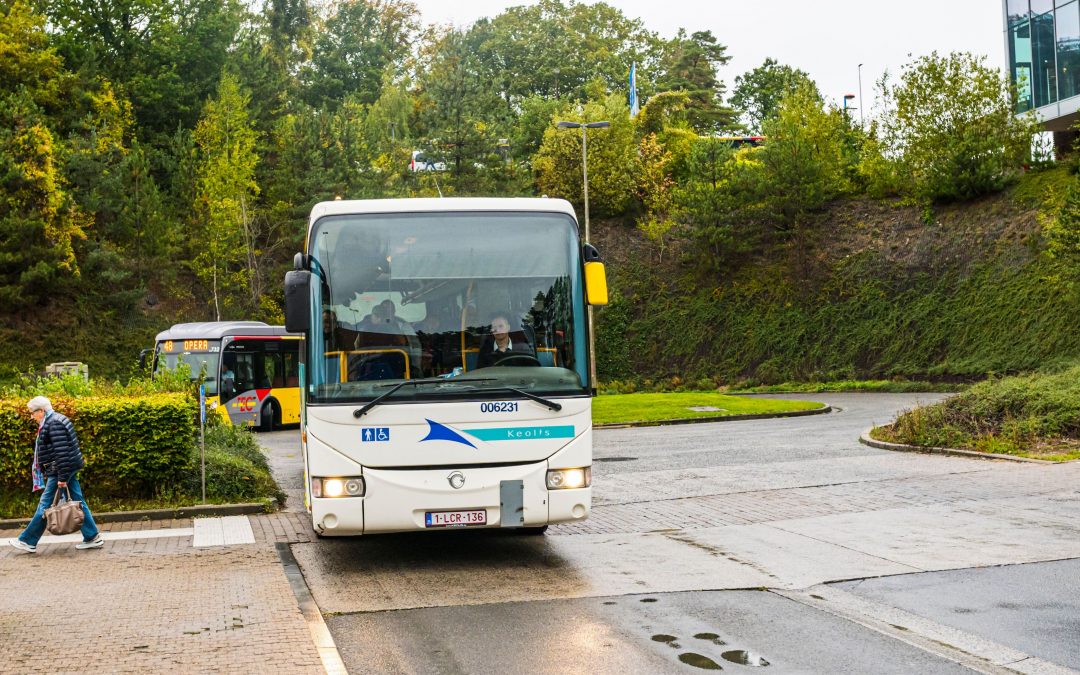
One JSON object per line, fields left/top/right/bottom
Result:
{"left": 308, "top": 211, "right": 588, "bottom": 404}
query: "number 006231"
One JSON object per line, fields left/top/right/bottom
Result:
{"left": 425, "top": 510, "right": 487, "bottom": 527}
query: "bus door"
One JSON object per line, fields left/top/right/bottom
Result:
{"left": 221, "top": 342, "right": 264, "bottom": 426}
{"left": 261, "top": 339, "right": 301, "bottom": 425}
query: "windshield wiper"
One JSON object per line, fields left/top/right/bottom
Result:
{"left": 353, "top": 377, "right": 496, "bottom": 418}
{"left": 470, "top": 386, "right": 563, "bottom": 412}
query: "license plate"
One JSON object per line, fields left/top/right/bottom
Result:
{"left": 425, "top": 509, "right": 487, "bottom": 528}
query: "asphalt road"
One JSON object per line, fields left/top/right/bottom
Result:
{"left": 835, "top": 558, "right": 1080, "bottom": 670}
{"left": 260, "top": 393, "right": 1079, "bottom": 674}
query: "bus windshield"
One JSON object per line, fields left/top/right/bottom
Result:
{"left": 308, "top": 210, "right": 588, "bottom": 404}
{"left": 155, "top": 344, "right": 221, "bottom": 395}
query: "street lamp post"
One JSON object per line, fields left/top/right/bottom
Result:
{"left": 857, "top": 63, "right": 864, "bottom": 128}
{"left": 556, "top": 119, "right": 610, "bottom": 390}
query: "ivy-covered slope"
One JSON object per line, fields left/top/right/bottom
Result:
{"left": 594, "top": 171, "right": 1080, "bottom": 385}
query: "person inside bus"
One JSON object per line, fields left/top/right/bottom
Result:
{"left": 354, "top": 300, "right": 420, "bottom": 377}
{"left": 220, "top": 355, "right": 237, "bottom": 402}
{"left": 478, "top": 313, "right": 535, "bottom": 367}
{"left": 322, "top": 309, "right": 358, "bottom": 351}
{"left": 355, "top": 300, "right": 406, "bottom": 347}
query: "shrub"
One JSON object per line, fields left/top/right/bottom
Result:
{"left": 880, "top": 364, "right": 1080, "bottom": 455}
{"left": 0, "top": 393, "right": 197, "bottom": 497}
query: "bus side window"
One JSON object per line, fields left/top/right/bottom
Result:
{"left": 266, "top": 353, "right": 283, "bottom": 389}
{"left": 283, "top": 351, "right": 299, "bottom": 388}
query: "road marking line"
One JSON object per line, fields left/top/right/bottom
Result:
{"left": 2, "top": 527, "right": 195, "bottom": 547}
{"left": 193, "top": 515, "right": 255, "bottom": 547}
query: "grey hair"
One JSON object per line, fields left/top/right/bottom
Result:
{"left": 27, "top": 396, "right": 53, "bottom": 413}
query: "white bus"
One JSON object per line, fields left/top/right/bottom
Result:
{"left": 283, "top": 198, "right": 608, "bottom": 536}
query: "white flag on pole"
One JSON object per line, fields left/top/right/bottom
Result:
{"left": 629, "top": 62, "right": 639, "bottom": 118}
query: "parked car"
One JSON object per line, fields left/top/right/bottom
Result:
{"left": 410, "top": 150, "right": 446, "bottom": 172}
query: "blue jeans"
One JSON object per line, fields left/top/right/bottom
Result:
{"left": 18, "top": 474, "right": 100, "bottom": 546}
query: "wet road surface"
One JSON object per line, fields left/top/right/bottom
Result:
{"left": 260, "top": 393, "right": 1080, "bottom": 674}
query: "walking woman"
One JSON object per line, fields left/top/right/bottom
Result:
{"left": 9, "top": 396, "right": 102, "bottom": 553}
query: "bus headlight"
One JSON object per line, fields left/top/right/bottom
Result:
{"left": 546, "top": 467, "right": 591, "bottom": 490}
{"left": 312, "top": 476, "right": 365, "bottom": 498}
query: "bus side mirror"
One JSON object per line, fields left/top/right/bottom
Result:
{"left": 582, "top": 244, "right": 608, "bottom": 306}
{"left": 284, "top": 269, "right": 312, "bottom": 333}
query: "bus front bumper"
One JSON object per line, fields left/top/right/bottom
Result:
{"left": 311, "top": 462, "right": 590, "bottom": 536}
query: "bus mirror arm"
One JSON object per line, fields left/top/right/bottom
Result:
{"left": 293, "top": 252, "right": 309, "bottom": 270}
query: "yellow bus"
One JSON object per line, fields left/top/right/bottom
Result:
{"left": 154, "top": 321, "right": 301, "bottom": 430}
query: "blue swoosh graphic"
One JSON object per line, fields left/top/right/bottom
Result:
{"left": 420, "top": 419, "right": 477, "bottom": 448}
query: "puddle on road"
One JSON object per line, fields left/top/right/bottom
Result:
{"left": 693, "top": 632, "right": 727, "bottom": 645}
{"left": 678, "top": 653, "right": 723, "bottom": 670}
{"left": 652, "top": 634, "right": 680, "bottom": 648}
{"left": 721, "top": 650, "right": 769, "bottom": 667}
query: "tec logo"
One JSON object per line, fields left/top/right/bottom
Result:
{"left": 361, "top": 427, "right": 390, "bottom": 442}
{"left": 232, "top": 395, "right": 257, "bottom": 413}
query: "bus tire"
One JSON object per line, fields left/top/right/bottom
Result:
{"left": 519, "top": 525, "right": 548, "bottom": 535}
{"left": 260, "top": 400, "right": 279, "bottom": 432}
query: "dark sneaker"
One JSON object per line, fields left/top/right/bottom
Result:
{"left": 9, "top": 539, "right": 36, "bottom": 553}
{"left": 75, "top": 534, "right": 103, "bottom": 550}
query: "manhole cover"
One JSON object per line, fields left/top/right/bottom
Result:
{"left": 687, "top": 406, "right": 725, "bottom": 412}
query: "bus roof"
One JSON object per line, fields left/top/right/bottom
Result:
{"left": 309, "top": 197, "right": 578, "bottom": 225}
{"left": 154, "top": 321, "right": 296, "bottom": 342}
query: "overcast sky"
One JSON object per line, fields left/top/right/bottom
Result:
{"left": 409, "top": 0, "right": 1007, "bottom": 118}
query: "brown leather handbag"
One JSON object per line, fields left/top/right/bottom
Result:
{"left": 44, "top": 486, "right": 85, "bottom": 536}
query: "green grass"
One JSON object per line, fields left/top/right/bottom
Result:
{"left": 871, "top": 363, "right": 1080, "bottom": 462}
{"left": 592, "top": 391, "right": 824, "bottom": 426}
{"left": 730, "top": 380, "right": 966, "bottom": 394}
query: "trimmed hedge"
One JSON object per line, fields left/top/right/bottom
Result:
{"left": 0, "top": 394, "right": 196, "bottom": 499}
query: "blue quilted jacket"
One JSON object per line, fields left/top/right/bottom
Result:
{"left": 36, "top": 412, "right": 85, "bottom": 480}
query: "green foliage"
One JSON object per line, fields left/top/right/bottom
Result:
{"left": 877, "top": 364, "right": 1080, "bottom": 460}
{"left": 190, "top": 424, "right": 285, "bottom": 503}
{"left": 192, "top": 73, "right": 261, "bottom": 320}
{"left": 46, "top": 0, "right": 244, "bottom": 138}
{"left": 303, "top": 0, "right": 418, "bottom": 109}
{"left": 634, "top": 134, "right": 678, "bottom": 259}
{"left": 533, "top": 94, "right": 636, "bottom": 217}
{"left": 597, "top": 210, "right": 1080, "bottom": 386}
{"left": 0, "top": 371, "right": 284, "bottom": 515}
{"left": 730, "top": 57, "right": 821, "bottom": 134}
{"left": 654, "top": 30, "right": 737, "bottom": 133}
{"left": 863, "top": 52, "right": 1036, "bottom": 203}
{"left": 0, "top": 393, "right": 196, "bottom": 497}
{"left": 757, "top": 84, "right": 853, "bottom": 229}
{"left": 416, "top": 29, "right": 508, "bottom": 180}
{"left": 0, "top": 84, "right": 88, "bottom": 308}
{"left": 464, "top": 0, "right": 663, "bottom": 105}
{"left": 1043, "top": 173, "right": 1080, "bottom": 278}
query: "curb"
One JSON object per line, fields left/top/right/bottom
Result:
{"left": 276, "top": 543, "right": 348, "bottom": 674}
{"left": 859, "top": 429, "right": 1055, "bottom": 464}
{"left": 595, "top": 404, "right": 831, "bottom": 429}
{"left": 0, "top": 499, "right": 277, "bottom": 529}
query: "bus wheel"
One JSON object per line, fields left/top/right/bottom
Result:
{"left": 260, "top": 401, "right": 278, "bottom": 432}
{"left": 519, "top": 526, "right": 548, "bottom": 535}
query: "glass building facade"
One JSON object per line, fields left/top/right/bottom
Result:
{"left": 1006, "top": 0, "right": 1080, "bottom": 112}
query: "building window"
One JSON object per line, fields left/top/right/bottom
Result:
{"left": 1010, "top": 6, "right": 1035, "bottom": 112}
{"left": 1057, "top": 1, "right": 1080, "bottom": 99}
{"left": 1031, "top": 6, "right": 1058, "bottom": 107}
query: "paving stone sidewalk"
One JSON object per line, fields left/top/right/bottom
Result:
{"left": 0, "top": 512, "right": 321, "bottom": 674}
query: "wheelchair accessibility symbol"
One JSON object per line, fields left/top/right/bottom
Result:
{"left": 362, "top": 427, "right": 390, "bottom": 442}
